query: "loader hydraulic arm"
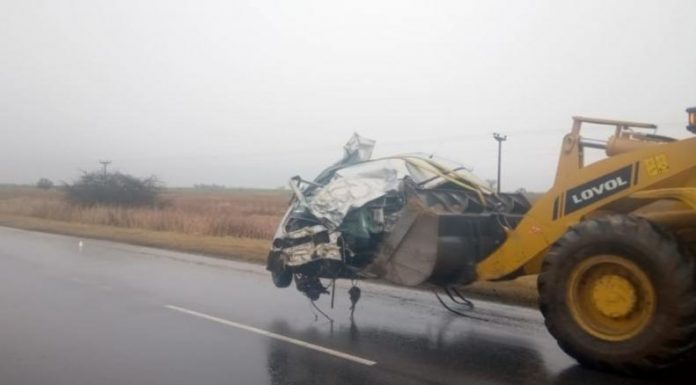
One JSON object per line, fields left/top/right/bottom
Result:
{"left": 475, "top": 118, "right": 696, "bottom": 281}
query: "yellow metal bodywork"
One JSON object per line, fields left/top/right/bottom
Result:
{"left": 476, "top": 117, "right": 696, "bottom": 281}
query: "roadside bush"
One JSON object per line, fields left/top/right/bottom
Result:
{"left": 65, "top": 172, "right": 160, "bottom": 207}
{"left": 36, "top": 178, "right": 54, "bottom": 190}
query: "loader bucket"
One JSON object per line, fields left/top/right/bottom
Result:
{"left": 364, "top": 198, "right": 440, "bottom": 286}
{"left": 364, "top": 194, "right": 523, "bottom": 287}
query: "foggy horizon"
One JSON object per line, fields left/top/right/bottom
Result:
{"left": 2, "top": 0, "right": 695, "bottom": 191}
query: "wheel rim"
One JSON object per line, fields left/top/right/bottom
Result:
{"left": 567, "top": 254, "right": 656, "bottom": 342}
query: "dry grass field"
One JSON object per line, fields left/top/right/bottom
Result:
{"left": 0, "top": 186, "right": 289, "bottom": 261}
{"left": 0, "top": 186, "right": 288, "bottom": 239}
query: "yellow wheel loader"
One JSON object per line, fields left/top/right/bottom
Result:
{"left": 479, "top": 110, "right": 696, "bottom": 373}
{"left": 267, "top": 108, "right": 696, "bottom": 373}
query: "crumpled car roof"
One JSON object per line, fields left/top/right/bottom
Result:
{"left": 288, "top": 134, "right": 493, "bottom": 230}
{"left": 306, "top": 155, "right": 492, "bottom": 227}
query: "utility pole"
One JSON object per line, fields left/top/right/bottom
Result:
{"left": 99, "top": 160, "right": 112, "bottom": 176}
{"left": 493, "top": 133, "right": 507, "bottom": 194}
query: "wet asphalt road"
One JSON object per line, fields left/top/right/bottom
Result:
{"left": 0, "top": 227, "right": 693, "bottom": 385}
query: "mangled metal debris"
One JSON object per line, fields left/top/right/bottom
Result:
{"left": 267, "top": 134, "right": 530, "bottom": 302}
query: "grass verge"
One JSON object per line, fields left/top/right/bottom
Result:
{"left": 0, "top": 214, "right": 270, "bottom": 264}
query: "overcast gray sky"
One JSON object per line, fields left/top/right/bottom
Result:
{"left": 2, "top": 0, "right": 695, "bottom": 191}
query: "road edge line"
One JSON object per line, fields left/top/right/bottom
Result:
{"left": 165, "top": 305, "right": 377, "bottom": 366}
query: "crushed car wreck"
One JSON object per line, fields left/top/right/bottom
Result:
{"left": 266, "top": 134, "right": 530, "bottom": 302}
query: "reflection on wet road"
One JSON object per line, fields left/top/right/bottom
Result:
{"left": 0, "top": 227, "right": 692, "bottom": 385}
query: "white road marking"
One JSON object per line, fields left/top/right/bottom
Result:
{"left": 165, "top": 305, "right": 377, "bottom": 366}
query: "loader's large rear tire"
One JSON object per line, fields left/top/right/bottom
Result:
{"left": 538, "top": 215, "right": 696, "bottom": 373}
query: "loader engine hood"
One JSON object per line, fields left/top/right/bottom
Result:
{"left": 267, "top": 134, "right": 529, "bottom": 300}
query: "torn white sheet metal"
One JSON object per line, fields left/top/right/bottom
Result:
{"left": 343, "top": 133, "right": 375, "bottom": 163}
{"left": 284, "top": 225, "right": 328, "bottom": 239}
{"left": 333, "top": 157, "right": 423, "bottom": 182}
{"left": 334, "top": 155, "right": 492, "bottom": 193}
{"left": 308, "top": 169, "right": 400, "bottom": 227}
{"left": 304, "top": 156, "right": 491, "bottom": 228}
{"left": 284, "top": 231, "right": 342, "bottom": 266}
{"left": 313, "top": 133, "right": 376, "bottom": 184}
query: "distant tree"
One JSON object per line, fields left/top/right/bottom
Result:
{"left": 36, "top": 178, "right": 54, "bottom": 190}
{"left": 193, "top": 184, "right": 227, "bottom": 191}
{"left": 65, "top": 171, "right": 160, "bottom": 206}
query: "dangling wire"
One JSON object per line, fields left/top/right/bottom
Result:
{"left": 349, "top": 281, "right": 361, "bottom": 320}
{"left": 330, "top": 279, "right": 337, "bottom": 309}
{"left": 433, "top": 288, "right": 487, "bottom": 321}
{"left": 445, "top": 287, "right": 474, "bottom": 309}
{"left": 307, "top": 298, "right": 319, "bottom": 321}
{"left": 309, "top": 299, "right": 334, "bottom": 323}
